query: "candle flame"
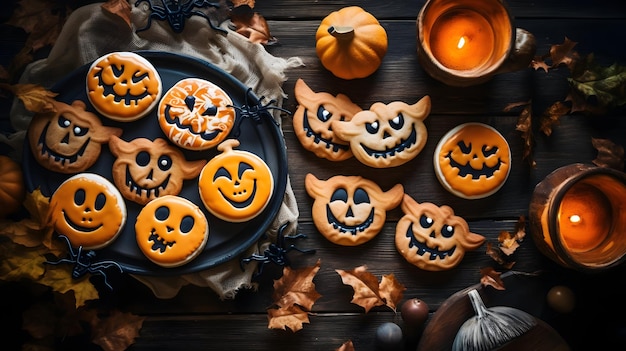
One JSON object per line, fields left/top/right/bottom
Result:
{"left": 457, "top": 36, "right": 466, "bottom": 49}
{"left": 569, "top": 214, "right": 582, "bottom": 224}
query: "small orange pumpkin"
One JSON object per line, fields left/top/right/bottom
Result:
{"left": 0, "top": 155, "right": 25, "bottom": 218}
{"left": 316, "top": 6, "right": 388, "bottom": 80}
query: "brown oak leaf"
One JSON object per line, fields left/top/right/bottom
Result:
{"left": 592, "top": 137, "right": 625, "bottom": 171}
{"left": 480, "top": 267, "right": 505, "bottom": 290}
{"left": 272, "top": 259, "right": 322, "bottom": 311}
{"left": 267, "top": 305, "right": 310, "bottom": 332}
{"left": 336, "top": 265, "right": 405, "bottom": 313}
{"left": 549, "top": 37, "right": 579, "bottom": 70}
{"left": 540, "top": 101, "right": 571, "bottom": 136}
{"left": 505, "top": 100, "right": 536, "bottom": 167}
{"left": 89, "top": 310, "right": 145, "bottom": 351}
{"left": 229, "top": 5, "right": 277, "bottom": 45}
{"left": 101, "top": 0, "right": 132, "bottom": 29}
{"left": 336, "top": 340, "right": 356, "bottom": 351}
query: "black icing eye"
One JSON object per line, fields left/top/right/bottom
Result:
{"left": 112, "top": 64, "right": 124, "bottom": 77}
{"left": 94, "top": 193, "right": 106, "bottom": 211}
{"left": 441, "top": 224, "right": 455, "bottom": 238}
{"left": 180, "top": 215, "right": 195, "bottom": 233}
{"left": 136, "top": 151, "right": 150, "bottom": 167}
{"left": 458, "top": 141, "right": 472, "bottom": 154}
{"left": 238, "top": 162, "right": 253, "bottom": 179}
{"left": 58, "top": 116, "right": 71, "bottom": 129}
{"left": 317, "top": 106, "right": 332, "bottom": 122}
{"left": 419, "top": 214, "right": 434, "bottom": 229}
{"left": 158, "top": 155, "right": 172, "bottom": 171}
{"left": 331, "top": 188, "right": 348, "bottom": 203}
{"left": 389, "top": 114, "right": 404, "bottom": 130}
{"left": 202, "top": 102, "right": 218, "bottom": 116}
{"left": 155, "top": 206, "right": 169, "bottom": 221}
{"left": 74, "top": 189, "right": 86, "bottom": 206}
{"left": 365, "top": 121, "right": 379, "bottom": 134}
{"left": 353, "top": 188, "right": 370, "bottom": 204}
{"left": 73, "top": 125, "right": 88, "bottom": 137}
{"left": 213, "top": 167, "right": 232, "bottom": 181}
{"left": 482, "top": 145, "right": 498, "bottom": 157}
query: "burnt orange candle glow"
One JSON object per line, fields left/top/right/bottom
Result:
{"left": 558, "top": 182, "right": 612, "bottom": 252}
{"left": 429, "top": 9, "right": 495, "bottom": 71}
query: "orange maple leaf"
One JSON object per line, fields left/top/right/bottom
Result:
{"left": 0, "top": 83, "right": 58, "bottom": 113}
{"left": 101, "top": 0, "right": 132, "bottom": 29}
{"left": 267, "top": 305, "right": 310, "bottom": 332}
{"left": 89, "top": 310, "right": 145, "bottom": 351}
{"left": 336, "top": 265, "right": 405, "bottom": 313}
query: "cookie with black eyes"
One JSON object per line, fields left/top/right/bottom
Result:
{"left": 305, "top": 173, "right": 403, "bottom": 246}
{"left": 331, "top": 96, "right": 431, "bottom": 168}
{"left": 394, "top": 194, "right": 485, "bottom": 271}
{"left": 292, "top": 78, "right": 362, "bottom": 161}
{"left": 109, "top": 136, "right": 206, "bottom": 205}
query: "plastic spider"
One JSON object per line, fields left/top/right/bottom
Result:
{"left": 46, "top": 235, "right": 123, "bottom": 290}
{"left": 230, "top": 89, "right": 291, "bottom": 137}
{"left": 135, "top": 0, "right": 227, "bottom": 34}
{"left": 241, "top": 222, "right": 316, "bottom": 276}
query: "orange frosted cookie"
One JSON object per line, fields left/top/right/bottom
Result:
{"left": 109, "top": 136, "right": 206, "bottom": 205}
{"left": 433, "top": 123, "right": 511, "bottom": 199}
{"left": 305, "top": 173, "right": 403, "bottom": 246}
{"left": 331, "top": 96, "right": 431, "bottom": 168}
{"left": 292, "top": 78, "right": 361, "bottom": 161}
{"left": 48, "top": 173, "right": 126, "bottom": 250}
{"left": 86, "top": 51, "right": 162, "bottom": 122}
{"left": 135, "top": 195, "right": 209, "bottom": 268}
{"left": 28, "top": 99, "right": 122, "bottom": 174}
{"left": 158, "top": 77, "right": 236, "bottom": 151}
{"left": 198, "top": 139, "right": 273, "bottom": 222}
{"left": 395, "top": 194, "right": 485, "bottom": 271}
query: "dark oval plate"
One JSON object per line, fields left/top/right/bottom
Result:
{"left": 23, "top": 51, "right": 288, "bottom": 276}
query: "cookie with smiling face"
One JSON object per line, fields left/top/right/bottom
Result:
{"left": 292, "top": 78, "right": 362, "bottom": 161}
{"left": 305, "top": 173, "right": 404, "bottom": 246}
{"left": 28, "top": 99, "right": 122, "bottom": 174}
{"left": 331, "top": 96, "right": 431, "bottom": 168}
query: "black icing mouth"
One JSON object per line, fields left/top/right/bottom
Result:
{"left": 125, "top": 166, "right": 171, "bottom": 199}
{"left": 359, "top": 125, "right": 417, "bottom": 159}
{"left": 406, "top": 225, "right": 456, "bottom": 260}
{"left": 163, "top": 105, "right": 221, "bottom": 141}
{"left": 37, "top": 122, "right": 90, "bottom": 165}
{"left": 302, "top": 109, "right": 349, "bottom": 153}
{"left": 62, "top": 210, "right": 102, "bottom": 233}
{"left": 325, "top": 205, "right": 375, "bottom": 236}
{"left": 446, "top": 152, "right": 503, "bottom": 179}
{"left": 218, "top": 179, "right": 258, "bottom": 209}
{"left": 95, "top": 69, "right": 151, "bottom": 105}
{"left": 148, "top": 229, "right": 176, "bottom": 253}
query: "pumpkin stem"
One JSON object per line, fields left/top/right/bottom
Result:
{"left": 328, "top": 25, "right": 355, "bottom": 40}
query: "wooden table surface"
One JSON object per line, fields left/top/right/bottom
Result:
{"left": 2, "top": 0, "right": 626, "bottom": 350}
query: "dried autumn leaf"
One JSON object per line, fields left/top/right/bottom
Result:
{"left": 592, "top": 137, "right": 625, "bottom": 171}
{"left": 540, "top": 101, "right": 570, "bottom": 136}
{"left": 22, "top": 301, "right": 57, "bottom": 339}
{"left": 531, "top": 56, "right": 551, "bottom": 72}
{"left": 272, "top": 259, "right": 322, "bottom": 311}
{"left": 549, "top": 37, "right": 579, "bottom": 69}
{"left": 336, "top": 340, "right": 356, "bottom": 351}
{"left": 232, "top": 0, "right": 255, "bottom": 7}
{"left": 267, "top": 305, "right": 310, "bottom": 332}
{"left": 510, "top": 101, "right": 536, "bottom": 167}
{"left": 485, "top": 242, "right": 515, "bottom": 269}
{"left": 0, "top": 240, "right": 47, "bottom": 281}
{"left": 336, "top": 265, "right": 406, "bottom": 313}
{"left": 90, "top": 310, "right": 145, "bottom": 351}
{"left": 0, "top": 83, "right": 58, "bottom": 113}
{"left": 480, "top": 267, "right": 505, "bottom": 290}
{"left": 101, "top": 0, "right": 132, "bottom": 29}
{"left": 38, "top": 264, "right": 99, "bottom": 308}
{"left": 230, "top": 5, "right": 277, "bottom": 45}
{"left": 7, "top": 0, "right": 70, "bottom": 51}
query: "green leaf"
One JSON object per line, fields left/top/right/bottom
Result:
{"left": 568, "top": 55, "right": 626, "bottom": 108}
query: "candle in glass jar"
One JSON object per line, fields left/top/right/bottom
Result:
{"left": 429, "top": 9, "right": 495, "bottom": 71}
{"left": 557, "top": 182, "right": 612, "bottom": 252}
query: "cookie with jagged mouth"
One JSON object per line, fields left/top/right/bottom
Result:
{"left": 302, "top": 107, "right": 351, "bottom": 155}
{"left": 405, "top": 225, "right": 456, "bottom": 260}
{"left": 148, "top": 229, "right": 176, "bottom": 253}
{"left": 359, "top": 124, "right": 417, "bottom": 160}
{"left": 326, "top": 205, "right": 375, "bottom": 236}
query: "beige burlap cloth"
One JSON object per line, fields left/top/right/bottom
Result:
{"left": 8, "top": 1, "right": 303, "bottom": 299}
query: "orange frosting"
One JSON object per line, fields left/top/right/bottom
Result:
{"left": 158, "top": 78, "right": 236, "bottom": 150}
{"left": 434, "top": 123, "right": 510, "bottom": 199}
{"left": 135, "top": 195, "right": 209, "bottom": 268}
{"left": 48, "top": 173, "right": 126, "bottom": 250}
{"left": 86, "top": 52, "right": 162, "bottom": 121}
{"left": 198, "top": 139, "right": 273, "bottom": 222}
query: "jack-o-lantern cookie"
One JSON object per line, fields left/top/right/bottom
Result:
{"left": 332, "top": 96, "right": 431, "bottom": 168}
{"left": 109, "top": 136, "right": 207, "bottom": 205}
{"left": 305, "top": 173, "right": 404, "bottom": 246}
{"left": 292, "top": 78, "right": 362, "bottom": 161}
{"left": 395, "top": 194, "right": 485, "bottom": 271}
{"left": 28, "top": 99, "right": 122, "bottom": 174}
{"left": 198, "top": 139, "right": 274, "bottom": 222}
{"left": 86, "top": 51, "right": 162, "bottom": 122}
{"left": 434, "top": 123, "right": 511, "bottom": 199}
{"left": 135, "top": 195, "right": 209, "bottom": 268}
{"left": 48, "top": 173, "right": 126, "bottom": 250}
{"left": 158, "top": 77, "right": 236, "bottom": 151}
